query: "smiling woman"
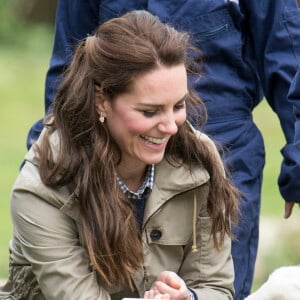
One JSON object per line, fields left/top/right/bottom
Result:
{"left": 95, "top": 64, "right": 187, "bottom": 178}
{"left": 0, "top": 10, "right": 240, "bottom": 300}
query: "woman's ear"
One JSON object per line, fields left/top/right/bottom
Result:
{"left": 95, "top": 85, "right": 110, "bottom": 117}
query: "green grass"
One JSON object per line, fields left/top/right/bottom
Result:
{"left": 251, "top": 105, "right": 298, "bottom": 291}
{"left": 253, "top": 103, "right": 286, "bottom": 217}
{"left": 0, "top": 22, "right": 53, "bottom": 278}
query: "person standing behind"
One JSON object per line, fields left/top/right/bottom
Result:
{"left": 26, "top": 1, "right": 300, "bottom": 299}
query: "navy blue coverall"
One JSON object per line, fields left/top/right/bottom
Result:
{"left": 26, "top": 1, "right": 300, "bottom": 299}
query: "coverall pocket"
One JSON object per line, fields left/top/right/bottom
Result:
{"left": 283, "top": 8, "right": 300, "bottom": 61}
{"left": 178, "top": 9, "right": 236, "bottom": 42}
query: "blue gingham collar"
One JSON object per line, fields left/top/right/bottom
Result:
{"left": 117, "top": 164, "right": 155, "bottom": 199}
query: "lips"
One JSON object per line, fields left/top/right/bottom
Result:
{"left": 140, "top": 134, "right": 166, "bottom": 145}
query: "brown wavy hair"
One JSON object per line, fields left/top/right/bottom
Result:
{"left": 36, "top": 11, "right": 240, "bottom": 289}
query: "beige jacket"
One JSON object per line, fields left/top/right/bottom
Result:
{"left": 0, "top": 130, "right": 234, "bottom": 300}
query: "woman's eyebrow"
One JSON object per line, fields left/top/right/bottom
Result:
{"left": 137, "top": 93, "right": 188, "bottom": 107}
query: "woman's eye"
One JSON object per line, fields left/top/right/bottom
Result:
{"left": 175, "top": 102, "right": 185, "bottom": 110}
{"left": 143, "top": 110, "right": 157, "bottom": 117}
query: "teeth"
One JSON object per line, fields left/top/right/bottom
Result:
{"left": 141, "top": 135, "right": 165, "bottom": 144}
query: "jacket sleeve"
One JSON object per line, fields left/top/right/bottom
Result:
{"left": 279, "top": 68, "right": 300, "bottom": 200}
{"left": 10, "top": 162, "right": 110, "bottom": 300}
{"left": 239, "top": 0, "right": 300, "bottom": 201}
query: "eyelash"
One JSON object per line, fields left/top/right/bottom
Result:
{"left": 143, "top": 110, "right": 157, "bottom": 117}
{"left": 142, "top": 102, "right": 186, "bottom": 117}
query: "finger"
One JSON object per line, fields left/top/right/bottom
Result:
{"left": 154, "top": 281, "right": 188, "bottom": 300}
{"left": 158, "top": 293, "right": 171, "bottom": 300}
{"left": 284, "top": 202, "right": 294, "bottom": 218}
{"left": 154, "top": 280, "right": 183, "bottom": 296}
{"left": 156, "top": 271, "right": 182, "bottom": 289}
{"left": 144, "top": 287, "right": 160, "bottom": 299}
{"left": 144, "top": 290, "right": 153, "bottom": 299}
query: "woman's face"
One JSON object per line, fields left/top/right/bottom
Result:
{"left": 97, "top": 64, "right": 187, "bottom": 170}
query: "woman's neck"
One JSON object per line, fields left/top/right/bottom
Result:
{"left": 117, "top": 163, "right": 147, "bottom": 192}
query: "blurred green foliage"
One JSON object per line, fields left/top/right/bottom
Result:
{"left": 0, "top": 0, "right": 54, "bottom": 278}
{"left": 253, "top": 104, "right": 285, "bottom": 216}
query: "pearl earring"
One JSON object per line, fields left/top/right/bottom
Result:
{"left": 99, "top": 112, "right": 105, "bottom": 124}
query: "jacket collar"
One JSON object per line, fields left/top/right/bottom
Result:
{"left": 142, "top": 157, "right": 209, "bottom": 227}
{"left": 24, "top": 128, "right": 209, "bottom": 224}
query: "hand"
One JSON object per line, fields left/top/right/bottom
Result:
{"left": 284, "top": 201, "right": 300, "bottom": 218}
{"left": 144, "top": 289, "right": 171, "bottom": 300}
{"left": 144, "top": 271, "right": 190, "bottom": 300}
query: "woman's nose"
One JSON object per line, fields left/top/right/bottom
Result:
{"left": 157, "top": 114, "right": 178, "bottom": 135}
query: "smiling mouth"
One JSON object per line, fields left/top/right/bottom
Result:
{"left": 140, "top": 135, "right": 166, "bottom": 145}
